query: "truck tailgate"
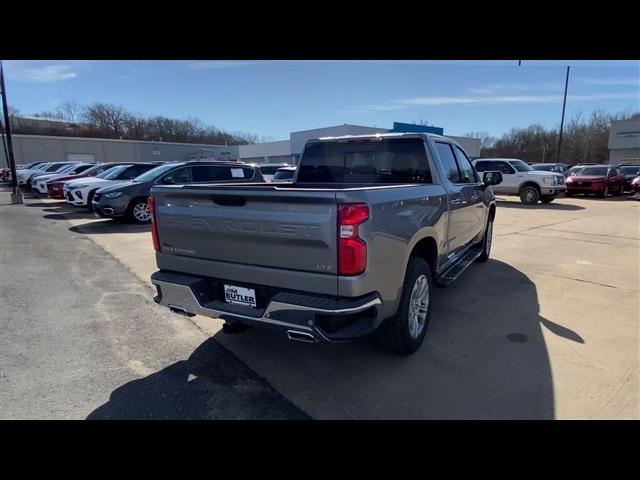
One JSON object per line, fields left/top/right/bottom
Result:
{"left": 153, "top": 185, "right": 339, "bottom": 275}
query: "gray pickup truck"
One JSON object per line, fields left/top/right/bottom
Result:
{"left": 149, "top": 133, "right": 503, "bottom": 354}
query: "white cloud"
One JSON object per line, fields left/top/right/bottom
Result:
{"left": 468, "top": 82, "right": 562, "bottom": 94}
{"left": 6, "top": 64, "right": 78, "bottom": 83}
{"left": 576, "top": 77, "right": 640, "bottom": 86}
{"left": 186, "top": 61, "right": 257, "bottom": 70}
{"left": 342, "top": 92, "right": 639, "bottom": 113}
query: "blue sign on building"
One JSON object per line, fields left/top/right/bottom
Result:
{"left": 391, "top": 122, "right": 444, "bottom": 136}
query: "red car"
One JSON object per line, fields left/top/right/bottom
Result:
{"left": 565, "top": 165, "right": 625, "bottom": 198}
{"left": 47, "top": 162, "right": 134, "bottom": 199}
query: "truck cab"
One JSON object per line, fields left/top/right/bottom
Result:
{"left": 149, "top": 133, "right": 502, "bottom": 354}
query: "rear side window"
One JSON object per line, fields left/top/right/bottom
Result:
{"left": 435, "top": 143, "right": 461, "bottom": 183}
{"left": 297, "top": 138, "right": 432, "bottom": 184}
{"left": 259, "top": 165, "right": 285, "bottom": 175}
{"left": 473, "top": 161, "right": 492, "bottom": 172}
{"left": 192, "top": 165, "right": 255, "bottom": 182}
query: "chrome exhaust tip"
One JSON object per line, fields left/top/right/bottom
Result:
{"left": 168, "top": 304, "right": 196, "bottom": 317}
{"left": 286, "top": 330, "right": 315, "bottom": 343}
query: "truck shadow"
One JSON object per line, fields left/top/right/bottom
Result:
{"left": 212, "top": 259, "right": 578, "bottom": 419}
{"left": 495, "top": 200, "right": 585, "bottom": 211}
{"left": 68, "top": 221, "right": 151, "bottom": 235}
{"left": 85, "top": 260, "right": 578, "bottom": 420}
{"left": 86, "top": 336, "right": 309, "bottom": 420}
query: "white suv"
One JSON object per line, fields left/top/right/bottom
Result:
{"left": 473, "top": 158, "right": 566, "bottom": 204}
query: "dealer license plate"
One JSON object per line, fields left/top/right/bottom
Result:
{"left": 224, "top": 284, "right": 257, "bottom": 308}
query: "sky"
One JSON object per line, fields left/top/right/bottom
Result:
{"left": 3, "top": 60, "right": 639, "bottom": 141}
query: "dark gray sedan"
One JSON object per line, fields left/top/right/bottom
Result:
{"left": 92, "top": 161, "right": 264, "bottom": 223}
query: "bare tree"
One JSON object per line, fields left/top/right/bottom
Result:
{"left": 83, "top": 103, "right": 128, "bottom": 138}
{"left": 57, "top": 100, "right": 82, "bottom": 134}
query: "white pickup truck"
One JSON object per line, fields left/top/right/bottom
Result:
{"left": 473, "top": 158, "right": 565, "bottom": 204}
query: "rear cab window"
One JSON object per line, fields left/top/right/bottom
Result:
{"left": 297, "top": 137, "right": 432, "bottom": 184}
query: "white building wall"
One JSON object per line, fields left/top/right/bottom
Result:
{"left": 0, "top": 134, "right": 236, "bottom": 167}
{"left": 608, "top": 119, "right": 640, "bottom": 164}
{"left": 290, "top": 124, "right": 390, "bottom": 157}
{"left": 447, "top": 135, "right": 481, "bottom": 158}
{"left": 238, "top": 140, "right": 291, "bottom": 163}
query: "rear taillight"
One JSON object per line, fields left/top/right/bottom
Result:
{"left": 337, "top": 203, "right": 369, "bottom": 276}
{"left": 148, "top": 195, "right": 161, "bottom": 253}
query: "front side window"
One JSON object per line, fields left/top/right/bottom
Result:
{"left": 620, "top": 166, "right": 640, "bottom": 176}
{"left": 161, "top": 167, "right": 193, "bottom": 184}
{"left": 99, "top": 165, "right": 131, "bottom": 180}
{"left": 495, "top": 161, "right": 516, "bottom": 174}
{"left": 510, "top": 160, "right": 534, "bottom": 172}
{"left": 532, "top": 164, "right": 553, "bottom": 171}
{"left": 435, "top": 142, "right": 461, "bottom": 183}
{"left": 454, "top": 147, "right": 478, "bottom": 183}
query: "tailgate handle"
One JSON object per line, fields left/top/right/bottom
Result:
{"left": 211, "top": 195, "right": 246, "bottom": 207}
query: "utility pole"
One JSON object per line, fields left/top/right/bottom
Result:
{"left": 556, "top": 66, "right": 570, "bottom": 163}
{"left": 0, "top": 60, "right": 23, "bottom": 203}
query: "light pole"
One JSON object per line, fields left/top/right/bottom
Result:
{"left": 0, "top": 60, "right": 22, "bottom": 203}
{"left": 556, "top": 66, "right": 570, "bottom": 163}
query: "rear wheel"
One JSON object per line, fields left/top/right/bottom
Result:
{"left": 477, "top": 217, "right": 493, "bottom": 262}
{"left": 376, "top": 257, "right": 432, "bottom": 355}
{"left": 520, "top": 185, "right": 540, "bottom": 205}
{"left": 540, "top": 195, "right": 555, "bottom": 204}
{"left": 127, "top": 198, "right": 152, "bottom": 224}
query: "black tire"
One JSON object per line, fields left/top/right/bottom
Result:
{"left": 127, "top": 198, "right": 153, "bottom": 224}
{"left": 540, "top": 195, "right": 555, "bottom": 204}
{"left": 564, "top": 191, "right": 573, "bottom": 197}
{"left": 477, "top": 217, "right": 493, "bottom": 262}
{"left": 519, "top": 185, "right": 540, "bottom": 205}
{"left": 86, "top": 190, "right": 96, "bottom": 212}
{"left": 376, "top": 257, "right": 433, "bottom": 355}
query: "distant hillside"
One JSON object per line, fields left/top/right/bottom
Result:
{"left": 8, "top": 101, "right": 263, "bottom": 146}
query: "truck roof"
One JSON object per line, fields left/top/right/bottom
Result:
{"left": 313, "top": 132, "right": 453, "bottom": 143}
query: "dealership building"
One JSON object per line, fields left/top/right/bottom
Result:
{"left": 1, "top": 121, "right": 480, "bottom": 168}
{"left": 608, "top": 118, "right": 640, "bottom": 165}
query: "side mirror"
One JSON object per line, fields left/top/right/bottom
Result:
{"left": 482, "top": 171, "right": 503, "bottom": 187}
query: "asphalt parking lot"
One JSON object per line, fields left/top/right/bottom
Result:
{"left": 1, "top": 188, "right": 638, "bottom": 419}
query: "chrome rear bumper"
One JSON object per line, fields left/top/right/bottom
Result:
{"left": 151, "top": 270, "right": 383, "bottom": 342}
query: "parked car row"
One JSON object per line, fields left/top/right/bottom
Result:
{"left": 12, "top": 159, "right": 294, "bottom": 224}
{"left": 469, "top": 160, "right": 640, "bottom": 201}
{"left": 473, "top": 158, "right": 566, "bottom": 204}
